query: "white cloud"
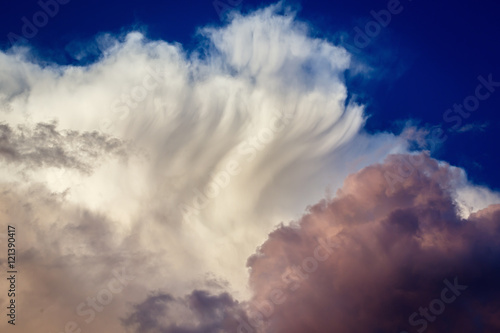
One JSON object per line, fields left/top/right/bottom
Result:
{"left": 2, "top": 4, "right": 496, "bottom": 332}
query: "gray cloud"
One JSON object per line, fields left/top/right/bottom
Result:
{"left": 122, "top": 290, "right": 248, "bottom": 333}
{"left": 0, "top": 121, "right": 127, "bottom": 173}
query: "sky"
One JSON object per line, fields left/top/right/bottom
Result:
{"left": 0, "top": 0, "right": 499, "bottom": 332}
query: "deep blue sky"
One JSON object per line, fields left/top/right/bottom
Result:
{"left": 1, "top": 0, "right": 499, "bottom": 190}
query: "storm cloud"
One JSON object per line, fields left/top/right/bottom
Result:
{"left": 0, "top": 3, "right": 499, "bottom": 333}
{"left": 241, "top": 153, "right": 500, "bottom": 333}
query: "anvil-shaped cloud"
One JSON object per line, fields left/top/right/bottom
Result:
{"left": 0, "top": 4, "right": 498, "bottom": 333}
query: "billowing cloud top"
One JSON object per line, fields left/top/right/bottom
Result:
{"left": 243, "top": 154, "right": 500, "bottom": 333}
{"left": 0, "top": 3, "right": 499, "bottom": 333}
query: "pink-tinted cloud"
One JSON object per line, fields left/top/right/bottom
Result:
{"left": 240, "top": 153, "right": 500, "bottom": 333}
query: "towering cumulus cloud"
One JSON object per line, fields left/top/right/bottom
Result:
{"left": 0, "top": 3, "right": 498, "bottom": 333}
{"left": 242, "top": 153, "right": 500, "bottom": 333}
